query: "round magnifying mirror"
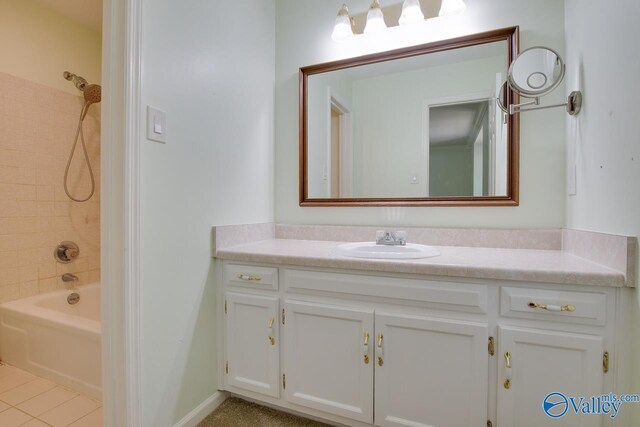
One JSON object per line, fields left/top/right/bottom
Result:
{"left": 507, "top": 47, "right": 565, "bottom": 98}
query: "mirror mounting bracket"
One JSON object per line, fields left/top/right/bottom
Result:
{"left": 509, "top": 91, "right": 582, "bottom": 116}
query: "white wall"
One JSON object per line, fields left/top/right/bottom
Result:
{"left": 0, "top": 0, "right": 101, "bottom": 95}
{"left": 139, "top": 0, "right": 274, "bottom": 425}
{"left": 350, "top": 55, "right": 503, "bottom": 198}
{"left": 276, "top": 0, "right": 566, "bottom": 227}
{"left": 564, "top": 0, "right": 640, "bottom": 422}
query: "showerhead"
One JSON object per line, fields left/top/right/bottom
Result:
{"left": 80, "top": 84, "right": 102, "bottom": 120}
{"left": 83, "top": 84, "right": 102, "bottom": 104}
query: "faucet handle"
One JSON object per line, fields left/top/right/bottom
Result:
{"left": 395, "top": 230, "right": 407, "bottom": 245}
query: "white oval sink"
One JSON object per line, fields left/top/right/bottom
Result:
{"left": 335, "top": 242, "right": 440, "bottom": 260}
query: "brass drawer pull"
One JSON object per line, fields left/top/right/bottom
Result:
{"left": 237, "top": 273, "right": 262, "bottom": 282}
{"left": 528, "top": 301, "right": 576, "bottom": 312}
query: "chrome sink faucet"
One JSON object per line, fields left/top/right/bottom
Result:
{"left": 376, "top": 230, "right": 407, "bottom": 246}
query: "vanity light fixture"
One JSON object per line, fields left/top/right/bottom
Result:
{"left": 364, "top": 0, "right": 387, "bottom": 35}
{"left": 438, "top": 0, "right": 467, "bottom": 17}
{"left": 332, "top": 0, "right": 467, "bottom": 41}
{"left": 331, "top": 4, "right": 355, "bottom": 41}
{"left": 399, "top": 0, "right": 425, "bottom": 26}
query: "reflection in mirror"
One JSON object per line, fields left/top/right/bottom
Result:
{"left": 306, "top": 40, "right": 510, "bottom": 200}
{"left": 301, "top": 27, "right": 519, "bottom": 206}
{"left": 429, "top": 100, "right": 499, "bottom": 197}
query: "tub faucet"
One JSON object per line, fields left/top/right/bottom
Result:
{"left": 62, "top": 273, "right": 79, "bottom": 289}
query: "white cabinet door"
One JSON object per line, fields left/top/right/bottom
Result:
{"left": 284, "top": 300, "right": 374, "bottom": 423}
{"left": 226, "top": 292, "right": 280, "bottom": 397}
{"left": 375, "top": 313, "right": 489, "bottom": 427}
{"left": 497, "top": 326, "right": 604, "bottom": 427}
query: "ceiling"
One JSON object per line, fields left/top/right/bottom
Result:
{"left": 430, "top": 101, "right": 489, "bottom": 146}
{"left": 32, "top": 0, "right": 102, "bottom": 32}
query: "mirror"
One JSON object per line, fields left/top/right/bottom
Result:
{"left": 507, "top": 47, "right": 564, "bottom": 97}
{"left": 498, "top": 46, "right": 582, "bottom": 116}
{"left": 300, "top": 27, "right": 520, "bottom": 206}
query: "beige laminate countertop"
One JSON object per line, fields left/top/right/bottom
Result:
{"left": 215, "top": 239, "right": 627, "bottom": 287}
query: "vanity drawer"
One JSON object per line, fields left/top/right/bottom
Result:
{"left": 500, "top": 287, "right": 607, "bottom": 325}
{"left": 224, "top": 264, "right": 278, "bottom": 291}
{"left": 283, "top": 269, "right": 488, "bottom": 314}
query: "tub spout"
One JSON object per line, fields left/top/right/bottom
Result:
{"left": 62, "top": 273, "right": 79, "bottom": 290}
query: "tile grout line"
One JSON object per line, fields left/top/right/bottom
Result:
{"left": 0, "top": 364, "right": 101, "bottom": 427}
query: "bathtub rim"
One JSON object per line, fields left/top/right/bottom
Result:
{"left": 0, "top": 283, "right": 101, "bottom": 336}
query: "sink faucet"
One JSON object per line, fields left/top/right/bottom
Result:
{"left": 376, "top": 230, "right": 407, "bottom": 246}
{"left": 62, "top": 273, "right": 79, "bottom": 290}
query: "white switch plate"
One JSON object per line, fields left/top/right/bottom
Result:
{"left": 410, "top": 173, "right": 419, "bottom": 184}
{"left": 147, "top": 106, "right": 166, "bottom": 143}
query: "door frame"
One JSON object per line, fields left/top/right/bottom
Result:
{"left": 422, "top": 91, "right": 493, "bottom": 197}
{"left": 326, "top": 88, "right": 352, "bottom": 198}
{"left": 101, "top": 0, "right": 143, "bottom": 425}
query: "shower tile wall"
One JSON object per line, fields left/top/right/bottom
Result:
{"left": 0, "top": 72, "right": 100, "bottom": 303}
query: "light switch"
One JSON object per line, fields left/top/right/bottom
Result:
{"left": 147, "top": 106, "right": 166, "bottom": 143}
{"left": 410, "top": 173, "right": 419, "bottom": 184}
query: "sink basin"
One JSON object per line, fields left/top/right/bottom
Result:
{"left": 335, "top": 242, "right": 440, "bottom": 260}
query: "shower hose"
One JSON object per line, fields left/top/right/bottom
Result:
{"left": 63, "top": 115, "right": 95, "bottom": 202}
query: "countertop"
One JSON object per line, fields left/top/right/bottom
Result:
{"left": 215, "top": 239, "right": 627, "bottom": 287}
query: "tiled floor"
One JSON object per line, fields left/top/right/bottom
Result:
{"left": 0, "top": 363, "right": 102, "bottom": 427}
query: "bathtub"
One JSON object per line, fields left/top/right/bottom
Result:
{"left": 0, "top": 283, "right": 102, "bottom": 399}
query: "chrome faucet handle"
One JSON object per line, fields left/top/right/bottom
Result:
{"left": 54, "top": 241, "right": 80, "bottom": 263}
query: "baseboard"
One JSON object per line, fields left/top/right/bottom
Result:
{"left": 173, "top": 391, "right": 228, "bottom": 427}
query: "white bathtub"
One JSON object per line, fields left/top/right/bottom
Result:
{"left": 0, "top": 283, "right": 102, "bottom": 399}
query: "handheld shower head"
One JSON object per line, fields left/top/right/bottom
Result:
{"left": 80, "top": 84, "right": 102, "bottom": 120}
{"left": 83, "top": 84, "right": 102, "bottom": 104}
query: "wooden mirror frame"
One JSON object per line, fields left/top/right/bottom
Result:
{"left": 299, "top": 26, "right": 520, "bottom": 207}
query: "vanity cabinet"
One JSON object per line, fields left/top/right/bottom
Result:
{"left": 374, "top": 313, "right": 489, "bottom": 427}
{"left": 225, "top": 292, "right": 280, "bottom": 398}
{"left": 283, "top": 300, "right": 374, "bottom": 423}
{"left": 219, "top": 262, "right": 622, "bottom": 427}
{"left": 496, "top": 326, "right": 604, "bottom": 427}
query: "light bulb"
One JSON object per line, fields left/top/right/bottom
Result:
{"left": 399, "top": 0, "right": 424, "bottom": 26}
{"left": 364, "top": 0, "right": 387, "bottom": 35}
{"left": 438, "top": 0, "right": 466, "bottom": 17}
{"left": 331, "top": 4, "right": 354, "bottom": 41}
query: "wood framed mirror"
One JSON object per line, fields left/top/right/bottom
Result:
{"left": 299, "top": 26, "right": 519, "bottom": 207}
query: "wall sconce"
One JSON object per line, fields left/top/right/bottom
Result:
{"left": 332, "top": 0, "right": 467, "bottom": 41}
{"left": 399, "top": 0, "right": 425, "bottom": 26}
{"left": 331, "top": 4, "right": 355, "bottom": 41}
{"left": 438, "top": 0, "right": 467, "bottom": 17}
{"left": 364, "top": 0, "right": 387, "bottom": 34}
